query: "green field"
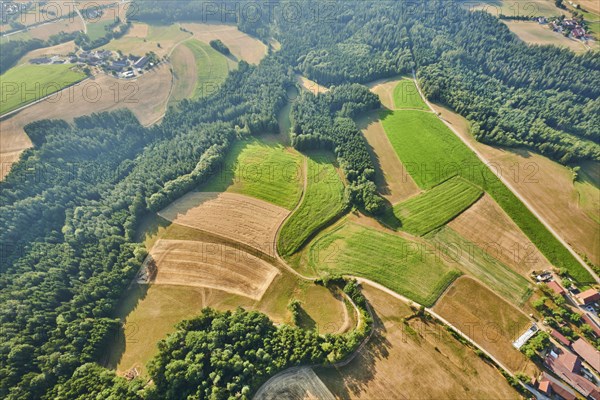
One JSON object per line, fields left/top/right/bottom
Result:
{"left": 278, "top": 151, "right": 347, "bottom": 256}
{"left": 308, "top": 221, "right": 461, "bottom": 306}
{"left": 393, "top": 177, "right": 482, "bottom": 236}
{"left": 393, "top": 79, "right": 428, "bottom": 110}
{"left": 201, "top": 139, "right": 303, "bottom": 209}
{"left": 184, "top": 39, "right": 231, "bottom": 99}
{"left": 429, "top": 227, "right": 533, "bottom": 305}
{"left": 0, "top": 64, "right": 86, "bottom": 115}
{"left": 380, "top": 109, "right": 595, "bottom": 284}
{"left": 86, "top": 19, "right": 115, "bottom": 41}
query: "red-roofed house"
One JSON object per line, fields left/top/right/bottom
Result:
{"left": 548, "top": 280, "right": 566, "bottom": 296}
{"left": 572, "top": 338, "right": 600, "bottom": 373}
{"left": 551, "top": 329, "right": 572, "bottom": 347}
{"left": 538, "top": 372, "right": 578, "bottom": 400}
{"left": 577, "top": 289, "right": 600, "bottom": 305}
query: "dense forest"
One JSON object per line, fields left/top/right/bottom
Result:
{"left": 1, "top": 0, "right": 599, "bottom": 398}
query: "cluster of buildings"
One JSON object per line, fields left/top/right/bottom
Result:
{"left": 530, "top": 273, "right": 600, "bottom": 399}
{"left": 538, "top": 17, "right": 590, "bottom": 39}
{"left": 29, "top": 49, "right": 154, "bottom": 79}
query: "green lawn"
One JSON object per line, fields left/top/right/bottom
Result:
{"left": 0, "top": 64, "right": 86, "bottom": 115}
{"left": 201, "top": 139, "right": 303, "bottom": 210}
{"left": 393, "top": 79, "right": 428, "bottom": 110}
{"left": 429, "top": 227, "right": 533, "bottom": 305}
{"left": 278, "top": 151, "right": 347, "bottom": 256}
{"left": 86, "top": 19, "right": 115, "bottom": 41}
{"left": 393, "top": 177, "right": 482, "bottom": 236}
{"left": 308, "top": 221, "right": 461, "bottom": 306}
{"left": 184, "top": 39, "right": 231, "bottom": 99}
{"left": 380, "top": 109, "right": 595, "bottom": 284}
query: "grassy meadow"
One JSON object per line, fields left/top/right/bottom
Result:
{"left": 308, "top": 220, "right": 461, "bottom": 306}
{"left": 393, "top": 79, "right": 428, "bottom": 110}
{"left": 183, "top": 39, "right": 231, "bottom": 99}
{"left": 201, "top": 139, "right": 303, "bottom": 210}
{"left": 392, "top": 177, "right": 482, "bottom": 236}
{"left": 278, "top": 151, "right": 347, "bottom": 256}
{"left": 0, "top": 64, "right": 86, "bottom": 115}
{"left": 380, "top": 108, "right": 595, "bottom": 284}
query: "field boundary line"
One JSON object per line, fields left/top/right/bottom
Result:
{"left": 411, "top": 70, "right": 599, "bottom": 283}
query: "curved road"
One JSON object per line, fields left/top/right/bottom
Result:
{"left": 412, "top": 71, "right": 599, "bottom": 283}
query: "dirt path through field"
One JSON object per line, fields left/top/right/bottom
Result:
{"left": 412, "top": 71, "right": 599, "bottom": 282}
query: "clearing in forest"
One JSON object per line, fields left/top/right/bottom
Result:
{"left": 433, "top": 276, "right": 537, "bottom": 374}
{"left": 0, "top": 64, "right": 86, "bottom": 115}
{"left": 391, "top": 176, "right": 483, "bottom": 236}
{"left": 182, "top": 39, "right": 231, "bottom": 99}
{"left": 308, "top": 219, "right": 461, "bottom": 306}
{"left": 380, "top": 106, "right": 594, "bottom": 284}
{"left": 317, "top": 284, "right": 521, "bottom": 400}
{"left": 503, "top": 21, "right": 589, "bottom": 52}
{"left": 278, "top": 151, "right": 346, "bottom": 257}
{"left": 157, "top": 191, "right": 289, "bottom": 253}
{"left": 180, "top": 23, "right": 268, "bottom": 64}
{"left": 148, "top": 239, "right": 279, "bottom": 300}
{"left": 201, "top": 139, "right": 304, "bottom": 210}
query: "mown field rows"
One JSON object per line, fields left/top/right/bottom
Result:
{"left": 392, "top": 176, "right": 482, "bottom": 236}
{"left": 380, "top": 103, "right": 594, "bottom": 284}
{"left": 201, "top": 139, "right": 303, "bottom": 210}
{"left": 278, "top": 151, "right": 346, "bottom": 256}
{"left": 392, "top": 78, "right": 429, "bottom": 110}
{"left": 308, "top": 220, "right": 461, "bottom": 306}
{"left": 183, "top": 39, "right": 231, "bottom": 100}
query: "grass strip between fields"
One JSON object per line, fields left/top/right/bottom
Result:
{"left": 380, "top": 108, "right": 595, "bottom": 284}
{"left": 392, "top": 176, "right": 482, "bottom": 236}
{"left": 278, "top": 151, "right": 347, "bottom": 256}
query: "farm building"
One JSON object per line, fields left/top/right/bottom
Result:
{"left": 134, "top": 56, "right": 149, "bottom": 69}
{"left": 572, "top": 338, "right": 600, "bottom": 373}
{"left": 551, "top": 329, "right": 572, "bottom": 347}
{"left": 577, "top": 289, "right": 600, "bottom": 305}
{"left": 545, "top": 348, "right": 599, "bottom": 398}
{"left": 547, "top": 280, "right": 566, "bottom": 296}
{"left": 537, "top": 372, "right": 578, "bottom": 400}
{"left": 30, "top": 57, "right": 51, "bottom": 64}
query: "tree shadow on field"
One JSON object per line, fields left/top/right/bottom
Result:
{"left": 296, "top": 305, "right": 317, "bottom": 331}
{"left": 315, "top": 299, "right": 392, "bottom": 400}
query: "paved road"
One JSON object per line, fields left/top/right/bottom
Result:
{"left": 411, "top": 71, "right": 599, "bottom": 283}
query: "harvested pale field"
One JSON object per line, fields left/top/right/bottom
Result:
{"left": 148, "top": 239, "right": 279, "bottom": 300}
{"left": 30, "top": 17, "right": 84, "bottom": 40}
{"left": 102, "top": 24, "right": 191, "bottom": 57}
{"left": 366, "top": 76, "right": 401, "bottom": 110}
{"left": 430, "top": 102, "right": 600, "bottom": 266}
{"left": 433, "top": 276, "right": 536, "bottom": 374}
{"left": 168, "top": 43, "right": 197, "bottom": 104}
{"left": 317, "top": 284, "right": 520, "bottom": 399}
{"left": 126, "top": 22, "right": 149, "bottom": 38}
{"left": 468, "top": 0, "right": 564, "bottom": 17}
{"left": 0, "top": 64, "right": 172, "bottom": 179}
{"left": 255, "top": 367, "right": 335, "bottom": 400}
{"left": 17, "top": 41, "right": 76, "bottom": 64}
{"left": 106, "top": 283, "right": 252, "bottom": 376}
{"left": 450, "top": 194, "right": 552, "bottom": 275}
{"left": 157, "top": 192, "right": 289, "bottom": 253}
{"left": 504, "top": 21, "right": 589, "bottom": 52}
{"left": 577, "top": 0, "right": 600, "bottom": 14}
{"left": 296, "top": 75, "right": 329, "bottom": 95}
{"left": 180, "top": 23, "right": 267, "bottom": 64}
{"left": 357, "top": 111, "right": 420, "bottom": 204}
